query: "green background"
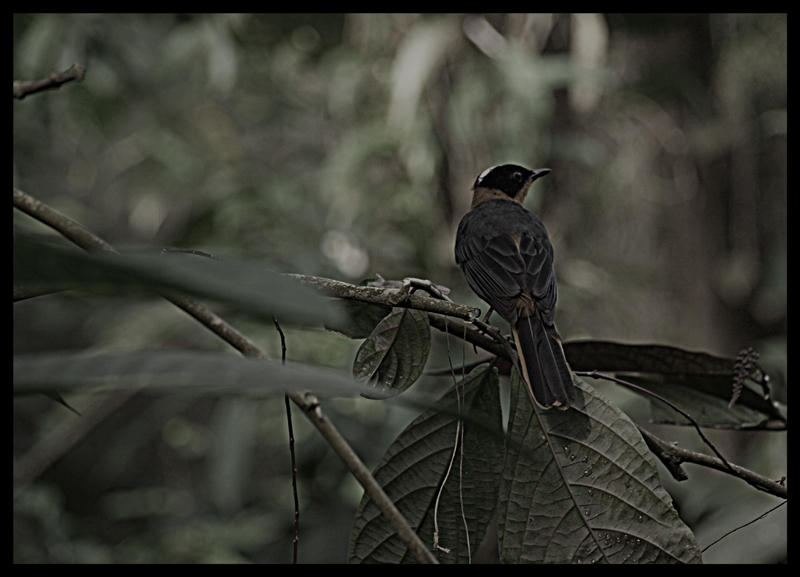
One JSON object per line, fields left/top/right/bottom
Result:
{"left": 13, "top": 14, "right": 786, "bottom": 563}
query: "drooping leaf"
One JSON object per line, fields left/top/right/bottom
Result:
{"left": 498, "top": 369, "right": 702, "bottom": 564}
{"left": 13, "top": 235, "right": 339, "bottom": 326}
{"left": 349, "top": 364, "right": 504, "bottom": 564}
{"left": 13, "top": 350, "right": 371, "bottom": 398}
{"left": 563, "top": 340, "right": 784, "bottom": 429}
{"left": 565, "top": 341, "right": 750, "bottom": 378}
{"left": 625, "top": 375, "right": 782, "bottom": 429}
{"left": 353, "top": 307, "right": 431, "bottom": 398}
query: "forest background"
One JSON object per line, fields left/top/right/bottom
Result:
{"left": 13, "top": 13, "right": 786, "bottom": 563}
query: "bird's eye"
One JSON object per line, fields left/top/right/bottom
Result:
{"left": 513, "top": 172, "right": 522, "bottom": 182}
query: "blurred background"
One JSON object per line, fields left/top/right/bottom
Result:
{"left": 13, "top": 14, "right": 786, "bottom": 563}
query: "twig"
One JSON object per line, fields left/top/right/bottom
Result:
{"left": 273, "top": 316, "right": 299, "bottom": 564}
{"left": 702, "top": 500, "right": 787, "bottom": 552}
{"left": 13, "top": 64, "right": 86, "bottom": 100}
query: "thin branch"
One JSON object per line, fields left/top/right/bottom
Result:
{"left": 637, "top": 427, "right": 786, "bottom": 498}
{"left": 273, "top": 316, "right": 299, "bottom": 564}
{"left": 284, "top": 388, "right": 299, "bottom": 564}
{"left": 14, "top": 188, "right": 114, "bottom": 252}
{"left": 426, "top": 313, "right": 507, "bottom": 360}
{"left": 13, "top": 64, "right": 86, "bottom": 100}
{"left": 636, "top": 426, "right": 689, "bottom": 482}
{"left": 12, "top": 186, "right": 438, "bottom": 565}
{"left": 702, "top": 500, "right": 787, "bottom": 553}
{"left": 576, "top": 370, "right": 786, "bottom": 498}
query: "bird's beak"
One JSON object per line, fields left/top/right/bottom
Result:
{"left": 528, "top": 168, "right": 552, "bottom": 182}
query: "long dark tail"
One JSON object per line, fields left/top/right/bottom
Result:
{"left": 511, "top": 314, "right": 576, "bottom": 410}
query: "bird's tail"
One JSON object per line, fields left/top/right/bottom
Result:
{"left": 511, "top": 315, "right": 576, "bottom": 410}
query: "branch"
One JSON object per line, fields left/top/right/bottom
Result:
{"left": 427, "top": 313, "right": 508, "bottom": 360}
{"left": 13, "top": 64, "right": 86, "bottom": 100}
{"left": 637, "top": 426, "right": 787, "bottom": 499}
{"left": 577, "top": 370, "right": 787, "bottom": 499}
{"left": 12, "top": 187, "right": 438, "bottom": 564}
{"left": 636, "top": 425, "right": 689, "bottom": 482}
{"left": 288, "top": 273, "right": 479, "bottom": 321}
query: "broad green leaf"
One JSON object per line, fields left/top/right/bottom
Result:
{"left": 13, "top": 235, "right": 338, "bottom": 326}
{"left": 14, "top": 350, "right": 371, "bottom": 398}
{"left": 353, "top": 308, "right": 431, "bottom": 398}
{"left": 349, "top": 364, "right": 504, "bottom": 563}
{"left": 498, "top": 369, "right": 702, "bottom": 564}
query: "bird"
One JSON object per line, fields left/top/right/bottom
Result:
{"left": 455, "top": 164, "right": 576, "bottom": 410}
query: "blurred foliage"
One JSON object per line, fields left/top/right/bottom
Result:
{"left": 14, "top": 14, "right": 785, "bottom": 563}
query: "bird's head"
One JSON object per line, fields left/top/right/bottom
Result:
{"left": 471, "top": 164, "right": 551, "bottom": 209}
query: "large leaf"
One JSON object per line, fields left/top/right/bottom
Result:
{"left": 13, "top": 235, "right": 338, "bottom": 326}
{"left": 564, "top": 341, "right": 742, "bottom": 375}
{"left": 498, "top": 369, "right": 702, "bottom": 564}
{"left": 349, "top": 364, "right": 504, "bottom": 563}
{"left": 563, "top": 341, "right": 783, "bottom": 429}
{"left": 353, "top": 308, "right": 431, "bottom": 398}
{"left": 626, "top": 375, "right": 781, "bottom": 429}
{"left": 13, "top": 350, "right": 371, "bottom": 398}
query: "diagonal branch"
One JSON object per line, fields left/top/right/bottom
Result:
{"left": 637, "top": 426, "right": 786, "bottom": 498}
{"left": 12, "top": 186, "right": 438, "bottom": 564}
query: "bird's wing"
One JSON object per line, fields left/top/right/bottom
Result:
{"left": 516, "top": 227, "right": 558, "bottom": 325}
{"left": 456, "top": 200, "right": 557, "bottom": 324}
{"left": 458, "top": 233, "right": 525, "bottom": 322}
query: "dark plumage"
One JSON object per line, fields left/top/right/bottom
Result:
{"left": 455, "top": 164, "right": 576, "bottom": 409}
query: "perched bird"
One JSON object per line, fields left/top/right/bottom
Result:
{"left": 455, "top": 164, "right": 576, "bottom": 410}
